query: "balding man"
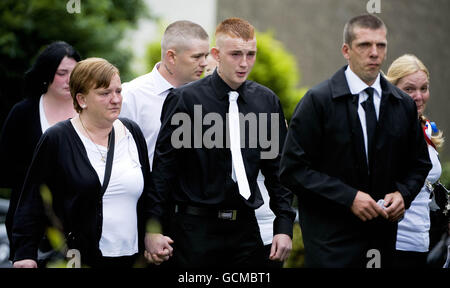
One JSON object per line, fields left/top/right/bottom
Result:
{"left": 120, "top": 20, "right": 210, "bottom": 168}
{"left": 119, "top": 20, "right": 209, "bottom": 266}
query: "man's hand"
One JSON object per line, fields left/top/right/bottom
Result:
{"left": 144, "top": 232, "right": 174, "bottom": 265}
{"left": 269, "top": 234, "right": 292, "bottom": 262}
{"left": 351, "top": 191, "right": 388, "bottom": 221}
{"left": 383, "top": 191, "right": 405, "bottom": 222}
{"left": 13, "top": 259, "right": 37, "bottom": 268}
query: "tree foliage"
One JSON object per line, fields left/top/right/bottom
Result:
{"left": 0, "top": 0, "right": 150, "bottom": 126}
{"left": 145, "top": 39, "right": 162, "bottom": 72}
{"left": 440, "top": 161, "right": 450, "bottom": 188}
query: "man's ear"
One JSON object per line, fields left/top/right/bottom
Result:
{"left": 166, "top": 49, "right": 176, "bottom": 65}
{"left": 342, "top": 43, "right": 350, "bottom": 60}
{"left": 210, "top": 47, "right": 220, "bottom": 62}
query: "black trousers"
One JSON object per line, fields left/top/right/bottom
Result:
{"left": 167, "top": 210, "right": 264, "bottom": 268}
{"left": 392, "top": 250, "right": 428, "bottom": 268}
{"left": 93, "top": 253, "right": 139, "bottom": 268}
{"left": 364, "top": 218, "right": 398, "bottom": 268}
{"left": 259, "top": 244, "right": 284, "bottom": 268}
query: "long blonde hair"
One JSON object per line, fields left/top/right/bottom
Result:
{"left": 386, "top": 54, "right": 444, "bottom": 148}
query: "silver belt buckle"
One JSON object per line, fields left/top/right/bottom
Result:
{"left": 218, "top": 210, "right": 237, "bottom": 220}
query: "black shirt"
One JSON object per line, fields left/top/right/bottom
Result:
{"left": 151, "top": 70, "right": 295, "bottom": 237}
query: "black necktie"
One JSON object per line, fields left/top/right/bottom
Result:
{"left": 361, "top": 87, "right": 377, "bottom": 171}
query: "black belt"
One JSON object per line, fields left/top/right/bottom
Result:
{"left": 175, "top": 205, "right": 253, "bottom": 221}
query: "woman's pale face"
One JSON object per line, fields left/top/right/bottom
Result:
{"left": 396, "top": 70, "right": 430, "bottom": 115}
{"left": 47, "top": 56, "right": 77, "bottom": 99}
{"left": 82, "top": 73, "right": 122, "bottom": 124}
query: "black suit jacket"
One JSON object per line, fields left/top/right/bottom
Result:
{"left": 280, "top": 66, "right": 431, "bottom": 267}
{"left": 0, "top": 98, "right": 42, "bottom": 259}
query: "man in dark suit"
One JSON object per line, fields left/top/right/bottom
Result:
{"left": 145, "top": 17, "right": 295, "bottom": 268}
{"left": 280, "top": 14, "right": 431, "bottom": 268}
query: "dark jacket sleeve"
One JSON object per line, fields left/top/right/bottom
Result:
{"left": 11, "top": 132, "right": 53, "bottom": 262}
{"left": 0, "top": 105, "right": 21, "bottom": 188}
{"left": 0, "top": 100, "right": 39, "bottom": 188}
{"left": 0, "top": 105, "right": 25, "bottom": 248}
{"left": 395, "top": 99, "right": 432, "bottom": 209}
{"left": 149, "top": 91, "right": 185, "bottom": 230}
{"left": 260, "top": 96, "right": 295, "bottom": 238}
{"left": 280, "top": 89, "right": 358, "bottom": 208}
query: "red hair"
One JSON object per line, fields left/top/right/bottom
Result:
{"left": 215, "top": 17, "right": 255, "bottom": 40}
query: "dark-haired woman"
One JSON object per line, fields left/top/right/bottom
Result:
{"left": 0, "top": 41, "right": 81, "bottom": 262}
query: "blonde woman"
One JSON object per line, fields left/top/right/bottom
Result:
{"left": 386, "top": 54, "right": 444, "bottom": 267}
{"left": 12, "top": 58, "right": 153, "bottom": 268}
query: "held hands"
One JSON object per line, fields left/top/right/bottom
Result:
{"left": 351, "top": 191, "right": 405, "bottom": 222}
{"left": 144, "top": 232, "right": 174, "bottom": 265}
{"left": 269, "top": 234, "right": 292, "bottom": 262}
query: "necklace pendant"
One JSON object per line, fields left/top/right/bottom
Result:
{"left": 101, "top": 156, "right": 106, "bottom": 163}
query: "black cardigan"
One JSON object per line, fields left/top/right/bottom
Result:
{"left": 0, "top": 98, "right": 42, "bottom": 254}
{"left": 11, "top": 118, "right": 154, "bottom": 266}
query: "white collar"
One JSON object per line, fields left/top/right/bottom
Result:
{"left": 345, "top": 66, "right": 382, "bottom": 97}
{"left": 151, "top": 62, "right": 174, "bottom": 95}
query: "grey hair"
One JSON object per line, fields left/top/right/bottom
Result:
{"left": 161, "top": 20, "right": 209, "bottom": 59}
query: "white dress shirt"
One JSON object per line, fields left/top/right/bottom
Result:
{"left": 344, "top": 66, "right": 382, "bottom": 162}
{"left": 396, "top": 122, "right": 442, "bottom": 252}
{"left": 120, "top": 63, "right": 173, "bottom": 169}
{"left": 255, "top": 171, "right": 276, "bottom": 245}
{"left": 39, "top": 95, "right": 51, "bottom": 133}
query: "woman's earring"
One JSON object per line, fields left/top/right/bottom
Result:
{"left": 81, "top": 104, "right": 86, "bottom": 109}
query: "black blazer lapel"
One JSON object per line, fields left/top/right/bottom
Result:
{"left": 375, "top": 75, "right": 403, "bottom": 153}
{"left": 331, "top": 66, "right": 369, "bottom": 190}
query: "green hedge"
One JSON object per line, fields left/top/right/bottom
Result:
{"left": 284, "top": 221, "right": 305, "bottom": 268}
{"left": 439, "top": 161, "right": 450, "bottom": 187}
{"left": 247, "top": 31, "right": 307, "bottom": 121}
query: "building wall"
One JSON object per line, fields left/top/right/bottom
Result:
{"left": 218, "top": 0, "right": 450, "bottom": 160}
